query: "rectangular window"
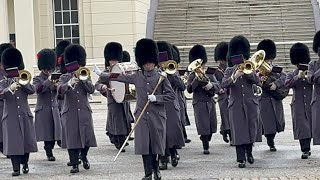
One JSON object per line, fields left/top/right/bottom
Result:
{"left": 53, "top": 0, "right": 80, "bottom": 45}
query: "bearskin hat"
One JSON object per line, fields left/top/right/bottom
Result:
{"left": 123, "top": 51, "right": 130, "bottom": 62}
{"left": 172, "top": 45, "right": 181, "bottom": 64}
{"left": 214, "top": 42, "right": 228, "bottom": 62}
{"left": 157, "top": 41, "right": 173, "bottom": 62}
{"left": 189, "top": 44, "right": 207, "bottom": 64}
{"left": 290, "top": 43, "right": 310, "bottom": 65}
{"left": 55, "top": 40, "right": 71, "bottom": 58}
{"left": 104, "top": 42, "right": 123, "bottom": 66}
{"left": 1, "top": 48, "right": 24, "bottom": 70}
{"left": 64, "top": 44, "right": 87, "bottom": 66}
{"left": 37, "top": 49, "right": 57, "bottom": 70}
{"left": 0, "top": 43, "right": 14, "bottom": 65}
{"left": 227, "top": 35, "right": 250, "bottom": 67}
{"left": 257, "top": 39, "right": 276, "bottom": 60}
{"left": 313, "top": 30, "right": 320, "bottom": 54}
{"left": 135, "top": 38, "right": 158, "bottom": 68}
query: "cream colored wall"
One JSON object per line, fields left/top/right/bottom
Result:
{"left": 38, "top": 0, "right": 54, "bottom": 51}
{"left": 81, "top": 0, "right": 150, "bottom": 64}
{"left": 7, "top": 0, "right": 15, "bottom": 34}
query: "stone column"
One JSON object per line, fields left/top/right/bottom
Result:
{"left": 14, "top": 0, "right": 36, "bottom": 74}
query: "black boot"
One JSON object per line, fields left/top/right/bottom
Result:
{"left": 70, "top": 165, "right": 79, "bottom": 173}
{"left": 238, "top": 160, "right": 246, "bottom": 168}
{"left": 22, "top": 164, "right": 29, "bottom": 174}
{"left": 159, "top": 156, "right": 168, "bottom": 170}
{"left": 247, "top": 153, "right": 254, "bottom": 164}
{"left": 142, "top": 175, "right": 152, "bottom": 180}
{"left": 44, "top": 141, "right": 56, "bottom": 161}
{"left": 220, "top": 130, "right": 229, "bottom": 143}
{"left": 170, "top": 148, "right": 179, "bottom": 167}
{"left": 67, "top": 160, "right": 81, "bottom": 166}
{"left": 12, "top": 171, "right": 20, "bottom": 176}
{"left": 301, "top": 152, "right": 309, "bottom": 159}
{"left": 81, "top": 157, "right": 90, "bottom": 170}
{"left": 153, "top": 157, "right": 161, "bottom": 180}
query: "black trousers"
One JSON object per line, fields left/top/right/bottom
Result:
{"left": 67, "top": 146, "right": 90, "bottom": 166}
{"left": 299, "top": 138, "right": 311, "bottom": 152}
{"left": 113, "top": 135, "right": 126, "bottom": 149}
{"left": 182, "top": 126, "right": 188, "bottom": 139}
{"left": 265, "top": 134, "right": 276, "bottom": 147}
{"left": 160, "top": 147, "right": 177, "bottom": 162}
{"left": 235, "top": 144, "right": 253, "bottom": 162}
{"left": 10, "top": 153, "right": 30, "bottom": 171}
{"left": 200, "top": 135, "right": 212, "bottom": 150}
{"left": 44, "top": 141, "right": 55, "bottom": 157}
{"left": 142, "top": 139, "right": 159, "bottom": 176}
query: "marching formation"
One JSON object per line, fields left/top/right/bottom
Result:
{"left": 0, "top": 30, "right": 320, "bottom": 180}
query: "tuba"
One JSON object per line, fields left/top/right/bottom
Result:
{"left": 18, "top": 70, "right": 32, "bottom": 85}
{"left": 162, "top": 60, "right": 178, "bottom": 75}
{"left": 76, "top": 67, "right": 90, "bottom": 80}
{"left": 187, "top": 59, "right": 209, "bottom": 82}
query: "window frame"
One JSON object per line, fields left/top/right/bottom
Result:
{"left": 52, "top": 0, "right": 80, "bottom": 46}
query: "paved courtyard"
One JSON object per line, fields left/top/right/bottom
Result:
{"left": 1, "top": 96, "right": 320, "bottom": 179}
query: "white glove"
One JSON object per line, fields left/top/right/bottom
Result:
{"left": 148, "top": 95, "right": 157, "bottom": 102}
{"left": 10, "top": 82, "right": 20, "bottom": 92}
{"left": 203, "top": 82, "right": 213, "bottom": 91}
{"left": 67, "top": 77, "right": 77, "bottom": 87}
{"left": 93, "top": 64, "right": 102, "bottom": 76}
{"left": 270, "top": 82, "right": 277, "bottom": 91}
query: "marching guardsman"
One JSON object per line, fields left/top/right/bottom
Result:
{"left": 57, "top": 44, "right": 97, "bottom": 174}
{"left": 0, "top": 43, "right": 14, "bottom": 155}
{"left": 285, "top": 43, "right": 312, "bottom": 159}
{"left": 95, "top": 42, "right": 130, "bottom": 151}
{"left": 93, "top": 38, "right": 175, "bottom": 180}
{"left": 213, "top": 42, "right": 232, "bottom": 144}
{"left": 187, "top": 45, "right": 219, "bottom": 154}
{"left": 122, "top": 50, "right": 135, "bottom": 141}
{"left": 221, "top": 35, "right": 260, "bottom": 168}
{"left": 33, "top": 49, "right": 62, "bottom": 161}
{"left": 257, "top": 39, "right": 286, "bottom": 152}
{"left": 55, "top": 40, "right": 72, "bottom": 115}
{"left": 157, "top": 41, "right": 185, "bottom": 170}
{"left": 308, "top": 30, "right": 320, "bottom": 146}
{"left": 172, "top": 44, "right": 192, "bottom": 143}
{"left": 0, "top": 48, "right": 38, "bottom": 176}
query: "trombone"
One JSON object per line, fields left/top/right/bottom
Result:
{"left": 162, "top": 60, "right": 178, "bottom": 75}
{"left": 187, "top": 59, "right": 209, "bottom": 82}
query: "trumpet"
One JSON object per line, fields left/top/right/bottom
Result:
{"left": 76, "top": 67, "right": 90, "bottom": 80}
{"left": 187, "top": 59, "right": 209, "bottom": 82}
{"left": 238, "top": 60, "right": 255, "bottom": 74}
{"left": 162, "top": 60, "right": 178, "bottom": 75}
{"left": 299, "top": 70, "right": 308, "bottom": 79}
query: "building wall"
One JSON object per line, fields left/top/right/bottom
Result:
{"left": 7, "top": 0, "right": 15, "bottom": 34}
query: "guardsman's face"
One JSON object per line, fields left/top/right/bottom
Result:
{"left": 109, "top": 60, "right": 118, "bottom": 67}
{"left": 143, "top": 63, "right": 155, "bottom": 71}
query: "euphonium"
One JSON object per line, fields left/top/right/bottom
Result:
{"left": 163, "top": 60, "right": 178, "bottom": 75}
{"left": 76, "top": 67, "right": 90, "bottom": 80}
{"left": 18, "top": 70, "right": 31, "bottom": 85}
{"left": 187, "top": 59, "right": 209, "bottom": 82}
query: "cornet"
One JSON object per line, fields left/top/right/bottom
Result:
{"left": 11, "top": 70, "right": 32, "bottom": 94}
{"left": 188, "top": 59, "right": 209, "bottom": 82}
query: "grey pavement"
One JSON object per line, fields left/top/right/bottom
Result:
{"left": 1, "top": 96, "right": 320, "bottom": 179}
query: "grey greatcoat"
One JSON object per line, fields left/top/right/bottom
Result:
{"left": 187, "top": 72, "right": 219, "bottom": 136}
{"left": 95, "top": 72, "right": 131, "bottom": 136}
{"left": 99, "top": 69, "right": 175, "bottom": 155}
{"left": 165, "top": 72, "right": 185, "bottom": 148}
{"left": 0, "top": 69, "right": 6, "bottom": 144}
{"left": 0, "top": 78, "right": 38, "bottom": 155}
{"left": 214, "top": 65, "right": 230, "bottom": 132}
{"left": 285, "top": 69, "right": 312, "bottom": 140}
{"left": 57, "top": 73, "right": 97, "bottom": 149}
{"left": 308, "top": 60, "right": 320, "bottom": 145}
{"left": 221, "top": 67, "right": 260, "bottom": 145}
{"left": 33, "top": 72, "right": 62, "bottom": 141}
{"left": 260, "top": 69, "right": 286, "bottom": 135}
